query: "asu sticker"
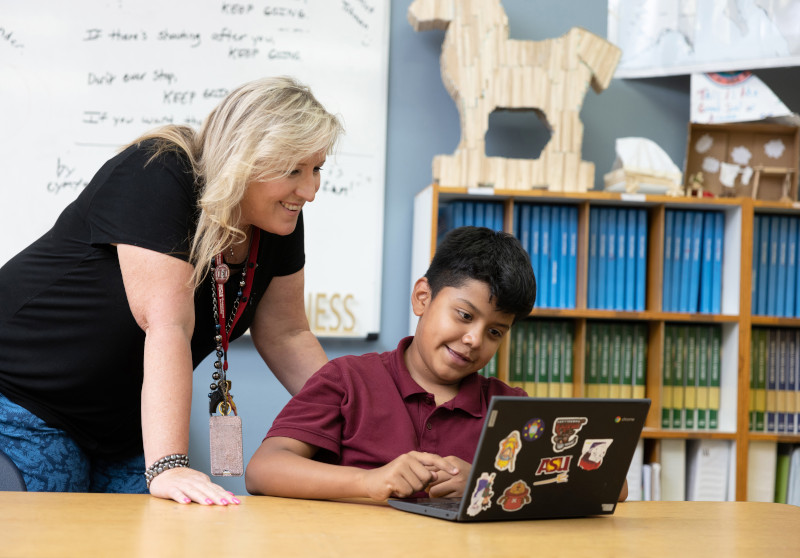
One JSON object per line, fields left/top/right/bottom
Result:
{"left": 495, "top": 430, "right": 522, "bottom": 472}
{"left": 467, "top": 472, "right": 496, "bottom": 517}
{"left": 535, "top": 455, "right": 572, "bottom": 476}
{"left": 523, "top": 418, "right": 545, "bottom": 441}
{"left": 551, "top": 417, "right": 588, "bottom": 452}
{"left": 578, "top": 439, "right": 613, "bottom": 471}
{"left": 497, "top": 480, "right": 532, "bottom": 512}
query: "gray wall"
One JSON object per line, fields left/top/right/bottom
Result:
{"left": 190, "top": 0, "right": 800, "bottom": 495}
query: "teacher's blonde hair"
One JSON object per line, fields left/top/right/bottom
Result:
{"left": 129, "top": 76, "right": 344, "bottom": 287}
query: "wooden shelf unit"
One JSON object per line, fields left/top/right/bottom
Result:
{"left": 410, "top": 183, "right": 800, "bottom": 501}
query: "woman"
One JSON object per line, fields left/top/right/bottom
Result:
{"left": 0, "top": 76, "right": 343, "bottom": 505}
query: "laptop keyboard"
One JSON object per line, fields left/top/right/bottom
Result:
{"left": 421, "top": 499, "right": 461, "bottom": 511}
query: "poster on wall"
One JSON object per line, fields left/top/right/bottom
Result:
{"left": 608, "top": 0, "right": 800, "bottom": 78}
{"left": 0, "top": 0, "right": 389, "bottom": 339}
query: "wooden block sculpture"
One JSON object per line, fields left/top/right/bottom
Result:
{"left": 408, "top": 0, "right": 621, "bottom": 191}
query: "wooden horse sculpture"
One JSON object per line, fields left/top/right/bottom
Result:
{"left": 408, "top": 0, "right": 621, "bottom": 191}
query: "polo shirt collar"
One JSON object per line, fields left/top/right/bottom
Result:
{"left": 391, "top": 336, "right": 487, "bottom": 419}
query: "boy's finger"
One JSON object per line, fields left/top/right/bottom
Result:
{"left": 412, "top": 451, "right": 460, "bottom": 475}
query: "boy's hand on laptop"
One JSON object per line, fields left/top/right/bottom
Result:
{"left": 362, "top": 451, "right": 460, "bottom": 501}
{"left": 425, "top": 456, "right": 471, "bottom": 498}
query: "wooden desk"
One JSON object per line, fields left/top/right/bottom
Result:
{"left": 1, "top": 492, "right": 798, "bottom": 557}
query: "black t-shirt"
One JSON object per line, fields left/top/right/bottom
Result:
{"left": 0, "top": 141, "right": 305, "bottom": 458}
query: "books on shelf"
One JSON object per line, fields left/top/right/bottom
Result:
{"left": 626, "top": 439, "right": 645, "bottom": 501}
{"left": 686, "top": 439, "right": 733, "bottom": 501}
{"left": 750, "top": 327, "right": 800, "bottom": 434}
{"left": 507, "top": 319, "right": 574, "bottom": 396}
{"left": 752, "top": 213, "right": 800, "bottom": 317}
{"left": 660, "top": 439, "right": 687, "bottom": 501}
{"left": 628, "top": 439, "right": 726, "bottom": 502}
{"left": 417, "top": 186, "right": 800, "bottom": 509}
{"left": 587, "top": 207, "right": 648, "bottom": 311}
{"left": 662, "top": 323, "right": 722, "bottom": 430}
{"left": 662, "top": 209, "right": 724, "bottom": 314}
{"left": 747, "top": 441, "right": 779, "bottom": 502}
{"left": 513, "top": 203, "right": 578, "bottom": 309}
{"left": 585, "top": 321, "right": 647, "bottom": 399}
{"left": 438, "top": 199, "right": 505, "bottom": 243}
{"left": 747, "top": 442, "right": 800, "bottom": 505}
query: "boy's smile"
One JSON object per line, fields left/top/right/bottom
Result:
{"left": 404, "top": 277, "right": 515, "bottom": 404}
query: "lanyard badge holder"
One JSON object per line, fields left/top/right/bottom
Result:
{"left": 209, "top": 229, "right": 260, "bottom": 477}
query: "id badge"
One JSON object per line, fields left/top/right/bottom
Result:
{"left": 209, "top": 415, "right": 244, "bottom": 476}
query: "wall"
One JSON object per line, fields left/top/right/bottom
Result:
{"left": 191, "top": 0, "right": 800, "bottom": 495}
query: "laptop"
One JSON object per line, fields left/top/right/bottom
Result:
{"left": 388, "top": 396, "right": 650, "bottom": 521}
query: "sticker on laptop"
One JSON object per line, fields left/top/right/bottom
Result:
{"left": 497, "top": 480, "right": 532, "bottom": 512}
{"left": 535, "top": 455, "right": 572, "bottom": 477}
{"left": 495, "top": 430, "right": 522, "bottom": 472}
{"left": 578, "top": 439, "right": 613, "bottom": 471}
{"left": 466, "top": 472, "right": 496, "bottom": 517}
{"left": 551, "top": 417, "right": 588, "bottom": 452}
{"left": 522, "top": 418, "right": 545, "bottom": 441}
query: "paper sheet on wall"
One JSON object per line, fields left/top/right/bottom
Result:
{"left": 608, "top": 0, "right": 800, "bottom": 78}
{"left": 690, "top": 71, "right": 795, "bottom": 124}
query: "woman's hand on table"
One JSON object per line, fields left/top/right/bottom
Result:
{"left": 149, "top": 467, "right": 242, "bottom": 505}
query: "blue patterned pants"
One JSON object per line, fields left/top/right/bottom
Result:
{"left": 0, "top": 392, "right": 147, "bottom": 493}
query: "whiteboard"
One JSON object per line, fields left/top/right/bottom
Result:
{"left": 0, "top": 0, "right": 387, "bottom": 338}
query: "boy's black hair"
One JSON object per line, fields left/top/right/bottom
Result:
{"left": 425, "top": 226, "right": 536, "bottom": 323}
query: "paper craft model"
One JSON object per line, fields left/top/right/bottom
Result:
{"left": 409, "top": 0, "right": 621, "bottom": 191}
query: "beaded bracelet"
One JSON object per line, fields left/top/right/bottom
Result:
{"left": 144, "top": 453, "right": 190, "bottom": 489}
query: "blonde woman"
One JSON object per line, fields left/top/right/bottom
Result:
{"left": 0, "top": 77, "right": 343, "bottom": 505}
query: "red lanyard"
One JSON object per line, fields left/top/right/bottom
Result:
{"left": 214, "top": 228, "right": 261, "bottom": 355}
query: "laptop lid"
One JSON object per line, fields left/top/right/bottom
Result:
{"left": 389, "top": 396, "right": 650, "bottom": 521}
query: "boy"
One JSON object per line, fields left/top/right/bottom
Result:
{"left": 245, "top": 226, "right": 536, "bottom": 501}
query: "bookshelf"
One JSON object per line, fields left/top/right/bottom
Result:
{"left": 410, "top": 183, "right": 800, "bottom": 501}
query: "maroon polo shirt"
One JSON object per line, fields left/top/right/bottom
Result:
{"left": 266, "top": 337, "right": 526, "bottom": 469}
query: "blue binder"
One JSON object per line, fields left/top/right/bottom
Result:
{"left": 540, "top": 205, "right": 551, "bottom": 308}
{"left": 567, "top": 206, "right": 577, "bottom": 309}
{"left": 625, "top": 209, "right": 637, "bottom": 311}
{"left": 452, "top": 201, "right": 465, "bottom": 229}
{"left": 588, "top": 207, "right": 599, "bottom": 309}
{"left": 671, "top": 211, "right": 684, "bottom": 313}
{"left": 777, "top": 216, "right": 789, "bottom": 316}
{"left": 663, "top": 210, "right": 675, "bottom": 311}
{"left": 476, "top": 202, "right": 485, "bottom": 229}
{"left": 635, "top": 209, "right": 647, "bottom": 312}
{"left": 607, "top": 208, "right": 617, "bottom": 310}
{"left": 757, "top": 215, "right": 770, "bottom": 316}
{"left": 597, "top": 208, "right": 608, "bottom": 310}
{"left": 464, "top": 201, "right": 475, "bottom": 227}
{"left": 559, "top": 206, "right": 569, "bottom": 309}
{"left": 700, "top": 212, "right": 715, "bottom": 314}
{"left": 687, "top": 211, "right": 704, "bottom": 313}
{"left": 550, "top": 206, "right": 562, "bottom": 308}
{"left": 711, "top": 211, "right": 724, "bottom": 315}
{"left": 679, "top": 210, "right": 695, "bottom": 313}
{"left": 615, "top": 209, "right": 627, "bottom": 311}
{"left": 788, "top": 217, "right": 798, "bottom": 318}
{"left": 530, "top": 205, "right": 541, "bottom": 300}
{"left": 767, "top": 215, "right": 780, "bottom": 316}
{"left": 494, "top": 202, "right": 505, "bottom": 232}
{"left": 517, "top": 203, "right": 531, "bottom": 257}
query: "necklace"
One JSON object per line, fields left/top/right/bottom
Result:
{"left": 208, "top": 228, "right": 261, "bottom": 416}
